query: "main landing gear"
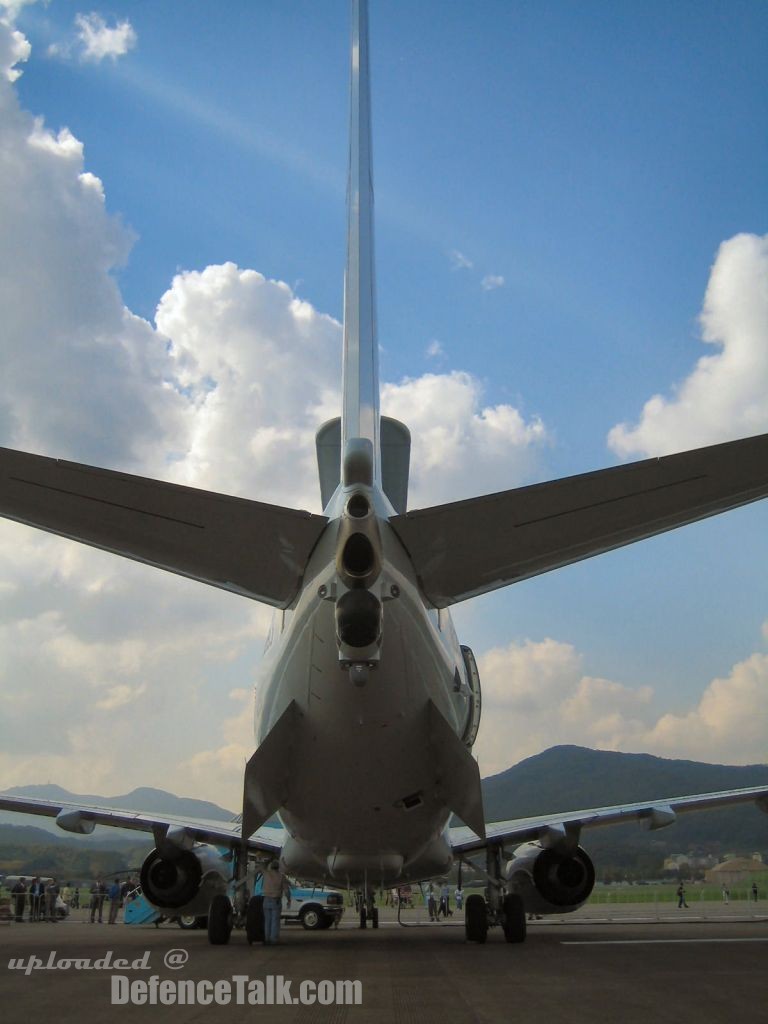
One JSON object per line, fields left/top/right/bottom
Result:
{"left": 208, "top": 893, "right": 234, "bottom": 945}
{"left": 207, "top": 844, "right": 252, "bottom": 946}
{"left": 463, "top": 845, "right": 527, "bottom": 945}
{"left": 357, "top": 891, "right": 379, "bottom": 929}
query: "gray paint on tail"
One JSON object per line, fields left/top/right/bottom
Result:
{"left": 342, "top": 0, "right": 381, "bottom": 484}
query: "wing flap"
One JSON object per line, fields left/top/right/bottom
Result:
{"left": 390, "top": 433, "right": 768, "bottom": 607}
{"left": 0, "top": 447, "right": 328, "bottom": 608}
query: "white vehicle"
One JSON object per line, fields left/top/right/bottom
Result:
{"left": 1, "top": 0, "right": 768, "bottom": 947}
{"left": 268, "top": 880, "right": 344, "bottom": 932}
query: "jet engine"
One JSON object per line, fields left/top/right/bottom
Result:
{"left": 505, "top": 842, "right": 595, "bottom": 916}
{"left": 139, "top": 843, "right": 230, "bottom": 917}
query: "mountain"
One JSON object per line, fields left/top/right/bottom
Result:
{"left": 482, "top": 745, "right": 768, "bottom": 817}
{"left": 481, "top": 746, "right": 768, "bottom": 863}
{"left": 3, "top": 747, "right": 767, "bottom": 867}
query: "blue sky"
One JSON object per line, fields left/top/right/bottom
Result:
{"left": 1, "top": 0, "right": 767, "bottom": 802}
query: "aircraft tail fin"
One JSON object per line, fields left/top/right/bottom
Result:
{"left": 341, "top": 0, "right": 381, "bottom": 486}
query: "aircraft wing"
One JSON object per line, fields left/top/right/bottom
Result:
{"left": 0, "top": 793, "right": 285, "bottom": 855}
{"left": 0, "top": 446, "right": 328, "bottom": 608}
{"left": 390, "top": 432, "right": 768, "bottom": 607}
{"left": 449, "top": 784, "right": 768, "bottom": 855}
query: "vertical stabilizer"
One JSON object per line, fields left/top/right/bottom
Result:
{"left": 342, "top": 0, "right": 381, "bottom": 485}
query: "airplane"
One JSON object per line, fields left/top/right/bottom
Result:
{"left": 1, "top": 0, "right": 768, "bottom": 946}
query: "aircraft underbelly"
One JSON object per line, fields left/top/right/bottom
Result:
{"left": 253, "top": 585, "right": 467, "bottom": 882}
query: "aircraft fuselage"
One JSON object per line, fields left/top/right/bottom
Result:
{"left": 253, "top": 484, "right": 476, "bottom": 886}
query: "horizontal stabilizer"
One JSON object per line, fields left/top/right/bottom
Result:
{"left": 0, "top": 447, "right": 327, "bottom": 608}
{"left": 390, "top": 432, "right": 768, "bottom": 607}
{"left": 426, "top": 700, "right": 485, "bottom": 840}
{"left": 242, "top": 700, "right": 302, "bottom": 840}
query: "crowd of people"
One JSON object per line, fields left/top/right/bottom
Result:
{"left": 10, "top": 875, "right": 139, "bottom": 923}
{"left": 11, "top": 873, "right": 757, "bottom": 928}
{"left": 421, "top": 882, "right": 464, "bottom": 920}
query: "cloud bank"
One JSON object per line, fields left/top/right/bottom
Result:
{"left": 476, "top": 636, "right": 768, "bottom": 776}
{"left": 0, "top": 14, "right": 764, "bottom": 810}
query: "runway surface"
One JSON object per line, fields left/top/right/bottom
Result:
{"left": 1, "top": 908, "right": 766, "bottom": 1023}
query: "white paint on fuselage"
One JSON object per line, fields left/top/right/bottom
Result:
{"left": 251, "top": 484, "right": 474, "bottom": 885}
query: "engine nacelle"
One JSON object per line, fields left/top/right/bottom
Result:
{"left": 505, "top": 842, "right": 595, "bottom": 916}
{"left": 139, "top": 843, "right": 230, "bottom": 917}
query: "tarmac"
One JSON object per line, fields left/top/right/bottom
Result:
{"left": 1, "top": 903, "right": 766, "bottom": 1024}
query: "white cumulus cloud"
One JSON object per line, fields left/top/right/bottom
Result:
{"left": 382, "top": 372, "right": 548, "bottom": 507}
{"left": 644, "top": 651, "right": 768, "bottom": 762}
{"left": 609, "top": 234, "right": 768, "bottom": 458}
{"left": 0, "top": 17, "right": 551, "bottom": 805}
{"left": 0, "top": 4, "right": 29, "bottom": 82}
{"left": 75, "top": 12, "right": 136, "bottom": 62}
{"left": 476, "top": 635, "right": 768, "bottom": 777}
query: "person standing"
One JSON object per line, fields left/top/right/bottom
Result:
{"left": 439, "top": 882, "right": 450, "bottom": 918}
{"left": 11, "top": 878, "right": 27, "bottom": 923}
{"left": 108, "top": 878, "right": 121, "bottom": 924}
{"left": 120, "top": 878, "right": 134, "bottom": 904}
{"left": 454, "top": 885, "right": 464, "bottom": 911}
{"left": 29, "top": 877, "right": 46, "bottom": 921}
{"left": 722, "top": 886, "right": 729, "bottom": 904}
{"left": 261, "top": 861, "right": 290, "bottom": 945}
{"left": 752, "top": 882, "right": 759, "bottom": 902}
{"left": 426, "top": 882, "right": 437, "bottom": 921}
{"left": 45, "top": 878, "right": 59, "bottom": 921}
{"left": 90, "top": 879, "right": 106, "bottom": 923}
{"left": 677, "top": 882, "right": 689, "bottom": 909}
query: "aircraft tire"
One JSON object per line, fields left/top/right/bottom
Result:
{"left": 501, "top": 893, "right": 526, "bottom": 943}
{"left": 371, "top": 906, "right": 379, "bottom": 929}
{"left": 207, "top": 894, "right": 233, "bottom": 945}
{"left": 359, "top": 905, "right": 367, "bottom": 929}
{"left": 464, "top": 894, "right": 487, "bottom": 944}
{"left": 246, "top": 895, "right": 265, "bottom": 944}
